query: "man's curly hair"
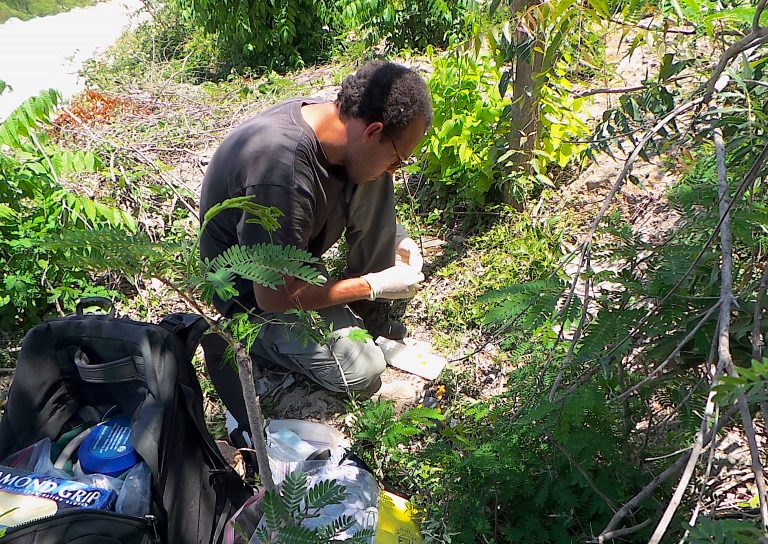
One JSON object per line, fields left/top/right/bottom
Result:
{"left": 336, "top": 61, "right": 433, "bottom": 136}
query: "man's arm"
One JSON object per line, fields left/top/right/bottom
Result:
{"left": 253, "top": 262, "right": 426, "bottom": 313}
{"left": 253, "top": 276, "right": 372, "bottom": 313}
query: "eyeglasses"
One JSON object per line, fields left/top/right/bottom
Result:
{"left": 389, "top": 138, "right": 405, "bottom": 170}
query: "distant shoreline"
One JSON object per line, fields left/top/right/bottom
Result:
{"left": 0, "top": 0, "right": 100, "bottom": 24}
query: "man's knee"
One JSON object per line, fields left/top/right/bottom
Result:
{"left": 344, "top": 340, "right": 386, "bottom": 391}
{"left": 311, "top": 334, "right": 386, "bottom": 392}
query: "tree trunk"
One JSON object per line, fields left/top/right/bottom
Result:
{"left": 503, "top": 0, "right": 545, "bottom": 207}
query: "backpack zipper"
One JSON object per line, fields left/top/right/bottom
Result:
{"left": 2, "top": 509, "right": 151, "bottom": 537}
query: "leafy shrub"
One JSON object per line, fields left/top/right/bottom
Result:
{"left": 422, "top": 49, "right": 506, "bottom": 204}
{"left": 84, "top": 2, "right": 221, "bottom": 84}
{"left": 337, "top": 0, "right": 479, "bottom": 52}
{"left": 0, "top": 89, "right": 135, "bottom": 327}
{"left": 421, "top": 49, "right": 588, "bottom": 209}
{"left": 347, "top": 400, "right": 443, "bottom": 480}
{"left": 174, "top": 0, "right": 336, "bottom": 72}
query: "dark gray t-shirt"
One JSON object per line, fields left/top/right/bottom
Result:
{"left": 199, "top": 99, "right": 350, "bottom": 317}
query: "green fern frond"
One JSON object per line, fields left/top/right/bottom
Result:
{"left": 201, "top": 195, "right": 283, "bottom": 234}
{"left": 306, "top": 480, "right": 347, "bottom": 510}
{"left": 275, "top": 525, "right": 316, "bottom": 544}
{"left": 204, "top": 269, "right": 239, "bottom": 302}
{"left": 205, "top": 243, "right": 323, "bottom": 289}
{"left": 401, "top": 405, "right": 444, "bottom": 426}
{"left": 281, "top": 470, "right": 308, "bottom": 515}
{"left": 478, "top": 279, "right": 573, "bottom": 332}
{"left": 0, "top": 89, "right": 59, "bottom": 149}
{"left": 44, "top": 229, "right": 171, "bottom": 278}
{"left": 317, "top": 514, "right": 356, "bottom": 539}
{"left": 262, "top": 489, "right": 290, "bottom": 531}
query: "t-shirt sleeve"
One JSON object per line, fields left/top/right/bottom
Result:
{"left": 236, "top": 143, "right": 317, "bottom": 251}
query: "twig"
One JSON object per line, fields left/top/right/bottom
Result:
{"left": 752, "top": 262, "right": 768, "bottom": 429}
{"left": 548, "top": 97, "right": 705, "bottom": 402}
{"left": 702, "top": 28, "right": 768, "bottom": 104}
{"left": 574, "top": 75, "right": 694, "bottom": 99}
{"left": 594, "top": 519, "right": 652, "bottom": 542}
{"left": 755, "top": 0, "right": 768, "bottom": 33}
{"left": 60, "top": 106, "right": 198, "bottom": 218}
{"left": 574, "top": 141, "right": 768, "bottom": 397}
{"left": 233, "top": 342, "right": 275, "bottom": 491}
{"left": 156, "top": 277, "right": 276, "bottom": 490}
{"left": 607, "top": 17, "right": 695, "bottom": 34}
{"left": 684, "top": 329, "right": 726, "bottom": 543}
{"left": 549, "top": 265, "right": 591, "bottom": 401}
{"left": 612, "top": 301, "right": 722, "bottom": 402}
{"left": 647, "top": 375, "right": 720, "bottom": 544}
{"left": 597, "top": 403, "right": 740, "bottom": 540}
{"left": 711, "top": 129, "right": 768, "bottom": 530}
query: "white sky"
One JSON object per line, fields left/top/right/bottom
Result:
{"left": 0, "top": 0, "right": 147, "bottom": 119}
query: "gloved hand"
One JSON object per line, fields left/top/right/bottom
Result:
{"left": 395, "top": 237, "right": 424, "bottom": 273}
{"left": 362, "top": 264, "right": 425, "bottom": 300}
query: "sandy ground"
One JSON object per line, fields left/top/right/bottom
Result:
{"left": 0, "top": 0, "right": 147, "bottom": 119}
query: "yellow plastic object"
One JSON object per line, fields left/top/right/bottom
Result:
{"left": 375, "top": 490, "right": 423, "bottom": 544}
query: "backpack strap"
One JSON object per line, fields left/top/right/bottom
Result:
{"left": 159, "top": 313, "right": 210, "bottom": 359}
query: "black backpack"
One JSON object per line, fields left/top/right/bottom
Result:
{"left": 0, "top": 299, "right": 252, "bottom": 543}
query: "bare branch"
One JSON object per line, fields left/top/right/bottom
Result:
{"left": 702, "top": 28, "right": 768, "bottom": 104}
{"left": 549, "top": 264, "right": 591, "bottom": 401}
{"left": 753, "top": 262, "right": 768, "bottom": 430}
{"left": 548, "top": 98, "right": 703, "bottom": 401}
{"left": 580, "top": 142, "right": 768, "bottom": 392}
{"left": 711, "top": 129, "right": 768, "bottom": 529}
{"left": 60, "top": 106, "right": 198, "bottom": 219}
{"left": 234, "top": 344, "right": 275, "bottom": 491}
{"left": 574, "top": 75, "right": 694, "bottom": 99}
{"left": 594, "top": 519, "right": 652, "bottom": 542}
{"left": 612, "top": 301, "right": 722, "bottom": 402}
{"left": 607, "top": 17, "right": 695, "bottom": 34}
{"left": 753, "top": 262, "right": 768, "bottom": 362}
{"left": 755, "top": 0, "right": 768, "bottom": 33}
{"left": 598, "top": 403, "right": 739, "bottom": 539}
{"left": 647, "top": 381, "right": 719, "bottom": 544}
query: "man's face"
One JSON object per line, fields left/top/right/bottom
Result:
{"left": 344, "top": 117, "right": 427, "bottom": 184}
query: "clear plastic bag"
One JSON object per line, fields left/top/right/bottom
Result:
{"left": 114, "top": 462, "right": 151, "bottom": 516}
{"left": 249, "top": 461, "right": 378, "bottom": 543}
{"left": 72, "top": 461, "right": 123, "bottom": 494}
{"left": 264, "top": 419, "right": 349, "bottom": 485}
{"left": 1, "top": 438, "right": 52, "bottom": 472}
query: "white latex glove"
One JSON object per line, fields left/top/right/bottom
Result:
{"left": 395, "top": 237, "right": 424, "bottom": 273}
{"left": 362, "top": 264, "right": 425, "bottom": 300}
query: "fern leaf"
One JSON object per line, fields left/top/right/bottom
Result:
{"left": 281, "top": 470, "right": 308, "bottom": 516}
{"left": 275, "top": 524, "right": 316, "bottom": 544}
{"left": 401, "top": 405, "right": 444, "bottom": 425}
{"left": 201, "top": 196, "right": 283, "bottom": 234}
{"left": 206, "top": 243, "right": 323, "bottom": 289}
{"left": 306, "top": 479, "right": 347, "bottom": 510}
{"left": 317, "top": 514, "right": 355, "bottom": 540}
{"left": 341, "top": 527, "right": 376, "bottom": 543}
{"left": 262, "top": 489, "right": 289, "bottom": 531}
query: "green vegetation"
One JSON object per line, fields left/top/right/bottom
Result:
{"left": 2, "top": 0, "right": 768, "bottom": 542}
{"left": 0, "top": 0, "right": 96, "bottom": 23}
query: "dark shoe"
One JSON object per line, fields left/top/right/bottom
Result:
{"left": 348, "top": 300, "right": 407, "bottom": 340}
